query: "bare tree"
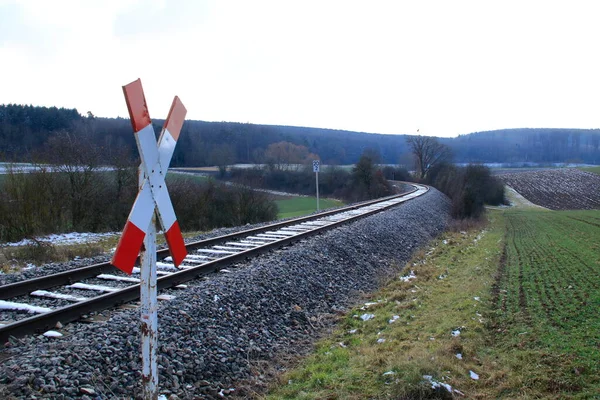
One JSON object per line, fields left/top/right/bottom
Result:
{"left": 406, "top": 135, "right": 452, "bottom": 180}
{"left": 264, "top": 141, "right": 312, "bottom": 171}
{"left": 40, "top": 130, "right": 102, "bottom": 229}
{"left": 210, "top": 143, "right": 237, "bottom": 177}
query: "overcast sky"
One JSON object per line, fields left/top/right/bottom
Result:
{"left": 1, "top": 0, "right": 599, "bottom": 137}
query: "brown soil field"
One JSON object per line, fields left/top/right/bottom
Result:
{"left": 498, "top": 168, "right": 600, "bottom": 210}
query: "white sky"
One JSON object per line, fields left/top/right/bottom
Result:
{"left": 1, "top": 0, "right": 599, "bottom": 137}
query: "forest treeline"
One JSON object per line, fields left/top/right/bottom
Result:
{"left": 2, "top": 104, "right": 600, "bottom": 165}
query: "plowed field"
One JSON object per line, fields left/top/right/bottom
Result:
{"left": 498, "top": 169, "right": 600, "bottom": 210}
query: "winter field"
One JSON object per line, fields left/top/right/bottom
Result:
{"left": 267, "top": 169, "right": 600, "bottom": 399}
{"left": 1, "top": 167, "right": 599, "bottom": 398}
{"left": 497, "top": 168, "right": 600, "bottom": 210}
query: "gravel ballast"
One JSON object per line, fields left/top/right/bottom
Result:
{"left": 0, "top": 189, "right": 450, "bottom": 399}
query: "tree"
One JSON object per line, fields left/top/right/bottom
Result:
{"left": 39, "top": 130, "right": 102, "bottom": 230}
{"left": 264, "top": 141, "right": 312, "bottom": 171}
{"left": 210, "top": 143, "right": 236, "bottom": 178}
{"left": 350, "top": 151, "right": 392, "bottom": 201}
{"left": 406, "top": 135, "right": 452, "bottom": 180}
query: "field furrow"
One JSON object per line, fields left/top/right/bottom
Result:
{"left": 498, "top": 209, "right": 600, "bottom": 383}
{"left": 498, "top": 169, "right": 600, "bottom": 210}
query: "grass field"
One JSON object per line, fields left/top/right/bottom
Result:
{"left": 266, "top": 208, "right": 600, "bottom": 399}
{"left": 579, "top": 166, "right": 600, "bottom": 175}
{"left": 275, "top": 197, "right": 344, "bottom": 219}
{"left": 494, "top": 210, "right": 600, "bottom": 397}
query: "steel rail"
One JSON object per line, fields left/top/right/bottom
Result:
{"left": 0, "top": 185, "right": 418, "bottom": 300}
{"left": 0, "top": 184, "right": 427, "bottom": 343}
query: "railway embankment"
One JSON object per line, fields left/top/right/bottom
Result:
{"left": 0, "top": 189, "right": 450, "bottom": 399}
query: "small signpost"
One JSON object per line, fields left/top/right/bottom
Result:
{"left": 111, "top": 78, "right": 187, "bottom": 400}
{"left": 313, "top": 160, "right": 320, "bottom": 211}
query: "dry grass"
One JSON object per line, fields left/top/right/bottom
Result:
{"left": 265, "top": 208, "right": 600, "bottom": 399}
{"left": 0, "top": 229, "right": 209, "bottom": 272}
{"left": 0, "top": 240, "right": 109, "bottom": 272}
{"left": 266, "top": 216, "right": 504, "bottom": 399}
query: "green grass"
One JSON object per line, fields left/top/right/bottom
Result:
{"left": 275, "top": 197, "right": 344, "bottom": 219}
{"left": 266, "top": 209, "right": 600, "bottom": 399}
{"left": 494, "top": 209, "right": 600, "bottom": 397}
{"left": 579, "top": 166, "right": 600, "bottom": 175}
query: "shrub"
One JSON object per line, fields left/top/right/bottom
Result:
{"left": 168, "top": 176, "right": 278, "bottom": 231}
{"left": 426, "top": 163, "right": 507, "bottom": 219}
{"left": 229, "top": 155, "right": 395, "bottom": 203}
{"left": 381, "top": 166, "right": 410, "bottom": 181}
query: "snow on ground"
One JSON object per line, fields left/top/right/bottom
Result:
{"left": 0, "top": 163, "right": 114, "bottom": 175}
{"left": 1, "top": 232, "right": 119, "bottom": 247}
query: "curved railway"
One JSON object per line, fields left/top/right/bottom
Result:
{"left": 0, "top": 183, "right": 428, "bottom": 343}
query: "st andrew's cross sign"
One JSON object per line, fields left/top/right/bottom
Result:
{"left": 111, "top": 79, "right": 188, "bottom": 274}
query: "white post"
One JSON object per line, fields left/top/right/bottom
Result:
{"left": 140, "top": 166, "right": 158, "bottom": 400}
{"left": 316, "top": 171, "right": 320, "bottom": 212}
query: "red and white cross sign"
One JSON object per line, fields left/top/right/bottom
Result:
{"left": 111, "top": 79, "right": 188, "bottom": 274}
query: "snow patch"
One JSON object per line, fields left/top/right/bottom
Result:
{"left": 399, "top": 270, "right": 416, "bottom": 282}
{"left": 31, "top": 290, "right": 87, "bottom": 302}
{"left": 43, "top": 330, "right": 63, "bottom": 338}
{"left": 423, "top": 375, "right": 452, "bottom": 393}
{"left": 67, "top": 283, "right": 118, "bottom": 293}
{"left": 360, "top": 313, "right": 375, "bottom": 321}
{"left": 97, "top": 274, "right": 140, "bottom": 283}
{"left": 156, "top": 262, "right": 178, "bottom": 271}
{"left": 2, "top": 231, "right": 118, "bottom": 247}
{"left": 0, "top": 300, "right": 52, "bottom": 314}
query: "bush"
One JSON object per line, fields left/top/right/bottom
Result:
{"left": 229, "top": 155, "right": 396, "bottom": 203}
{"left": 381, "top": 166, "right": 410, "bottom": 181}
{"left": 0, "top": 165, "right": 138, "bottom": 242}
{"left": 0, "top": 167, "right": 278, "bottom": 243}
{"left": 230, "top": 165, "right": 352, "bottom": 198}
{"left": 168, "top": 176, "right": 278, "bottom": 231}
{"left": 426, "top": 163, "right": 507, "bottom": 219}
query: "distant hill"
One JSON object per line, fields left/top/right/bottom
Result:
{"left": 1, "top": 104, "right": 599, "bottom": 165}
{"left": 450, "top": 128, "right": 600, "bottom": 164}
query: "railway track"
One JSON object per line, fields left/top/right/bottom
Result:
{"left": 0, "top": 184, "right": 428, "bottom": 344}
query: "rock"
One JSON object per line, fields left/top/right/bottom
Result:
{"left": 79, "top": 386, "right": 96, "bottom": 395}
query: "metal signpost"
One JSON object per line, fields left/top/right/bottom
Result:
{"left": 111, "top": 79, "right": 187, "bottom": 400}
{"left": 313, "top": 160, "right": 320, "bottom": 212}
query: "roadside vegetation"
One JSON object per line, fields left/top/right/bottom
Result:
{"left": 0, "top": 165, "right": 277, "bottom": 244}
{"left": 266, "top": 207, "right": 600, "bottom": 399}
{"left": 406, "top": 136, "right": 507, "bottom": 218}
{"left": 425, "top": 163, "right": 506, "bottom": 218}
{"left": 229, "top": 151, "right": 402, "bottom": 203}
